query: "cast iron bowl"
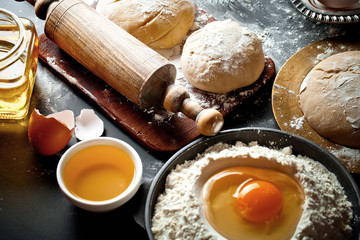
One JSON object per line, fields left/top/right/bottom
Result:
{"left": 145, "top": 128, "right": 360, "bottom": 240}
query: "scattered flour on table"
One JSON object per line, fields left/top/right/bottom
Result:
{"left": 151, "top": 142, "right": 353, "bottom": 240}
{"left": 194, "top": 0, "right": 358, "bottom": 71}
{"left": 329, "top": 146, "right": 360, "bottom": 174}
{"left": 289, "top": 116, "right": 305, "bottom": 130}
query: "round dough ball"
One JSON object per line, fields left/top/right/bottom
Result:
{"left": 299, "top": 51, "right": 360, "bottom": 148}
{"left": 96, "top": 0, "right": 195, "bottom": 49}
{"left": 180, "top": 20, "right": 265, "bottom": 93}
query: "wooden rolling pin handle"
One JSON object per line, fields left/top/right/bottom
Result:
{"left": 163, "top": 85, "right": 190, "bottom": 113}
{"left": 163, "top": 85, "right": 224, "bottom": 136}
{"left": 35, "top": 0, "right": 56, "bottom": 20}
{"left": 195, "top": 108, "right": 224, "bottom": 136}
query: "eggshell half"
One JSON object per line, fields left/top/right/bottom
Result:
{"left": 75, "top": 109, "right": 104, "bottom": 140}
{"left": 28, "top": 109, "right": 75, "bottom": 156}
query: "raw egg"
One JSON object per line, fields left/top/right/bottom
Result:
{"left": 201, "top": 166, "right": 304, "bottom": 240}
{"left": 234, "top": 179, "right": 283, "bottom": 223}
{"left": 28, "top": 109, "right": 75, "bottom": 156}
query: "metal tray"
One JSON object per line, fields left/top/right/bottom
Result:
{"left": 291, "top": 0, "right": 360, "bottom": 23}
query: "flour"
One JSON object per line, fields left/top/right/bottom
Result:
{"left": 151, "top": 142, "right": 353, "bottom": 240}
{"left": 313, "top": 45, "right": 336, "bottom": 64}
{"left": 329, "top": 146, "right": 360, "bottom": 174}
{"left": 289, "top": 116, "right": 305, "bottom": 130}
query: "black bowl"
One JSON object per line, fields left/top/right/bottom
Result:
{"left": 145, "top": 128, "right": 360, "bottom": 240}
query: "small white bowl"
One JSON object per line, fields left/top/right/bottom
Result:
{"left": 56, "top": 137, "right": 142, "bottom": 212}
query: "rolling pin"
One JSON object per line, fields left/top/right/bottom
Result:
{"left": 35, "top": 0, "right": 224, "bottom": 136}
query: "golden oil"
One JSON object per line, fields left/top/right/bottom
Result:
{"left": 0, "top": 9, "right": 38, "bottom": 119}
{"left": 63, "top": 145, "right": 135, "bottom": 201}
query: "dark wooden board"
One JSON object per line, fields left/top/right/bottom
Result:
{"left": 35, "top": 2, "right": 275, "bottom": 152}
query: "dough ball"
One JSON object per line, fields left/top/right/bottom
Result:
{"left": 299, "top": 51, "right": 360, "bottom": 148}
{"left": 180, "top": 20, "right": 265, "bottom": 93}
{"left": 96, "top": 0, "right": 195, "bottom": 49}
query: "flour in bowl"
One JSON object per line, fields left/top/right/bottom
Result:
{"left": 151, "top": 142, "right": 353, "bottom": 239}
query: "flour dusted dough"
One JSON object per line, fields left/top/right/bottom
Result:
{"left": 96, "top": 0, "right": 195, "bottom": 49}
{"left": 299, "top": 51, "right": 360, "bottom": 148}
{"left": 180, "top": 20, "right": 265, "bottom": 93}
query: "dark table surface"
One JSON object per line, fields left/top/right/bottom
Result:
{"left": 1, "top": 0, "right": 359, "bottom": 239}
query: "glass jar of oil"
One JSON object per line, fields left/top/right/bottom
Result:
{"left": 0, "top": 8, "right": 38, "bottom": 119}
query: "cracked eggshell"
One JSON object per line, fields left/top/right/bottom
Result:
{"left": 28, "top": 109, "right": 75, "bottom": 156}
{"left": 75, "top": 109, "right": 104, "bottom": 141}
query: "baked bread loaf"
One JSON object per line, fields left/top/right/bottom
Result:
{"left": 180, "top": 20, "right": 265, "bottom": 93}
{"left": 299, "top": 51, "right": 360, "bottom": 148}
{"left": 96, "top": 0, "right": 195, "bottom": 49}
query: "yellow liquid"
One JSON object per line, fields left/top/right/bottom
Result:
{"left": 63, "top": 145, "right": 135, "bottom": 201}
{"left": 202, "top": 166, "right": 305, "bottom": 240}
{"left": 0, "top": 19, "right": 38, "bottom": 119}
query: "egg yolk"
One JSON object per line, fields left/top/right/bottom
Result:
{"left": 234, "top": 180, "right": 283, "bottom": 223}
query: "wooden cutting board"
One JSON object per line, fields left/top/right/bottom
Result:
{"left": 31, "top": 0, "right": 276, "bottom": 152}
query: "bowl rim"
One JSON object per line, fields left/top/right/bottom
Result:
{"left": 56, "top": 136, "right": 143, "bottom": 210}
{"left": 145, "top": 127, "right": 360, "bottom": 240}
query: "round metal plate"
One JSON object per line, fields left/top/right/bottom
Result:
{"left": 271, "top": 36, "right": 360, "bottom": 173}
{"left": 290, "top": 0, "right": 360, "bottom": 23}
{"left": 145, "top": 128, "right": 360, "bottom": 240}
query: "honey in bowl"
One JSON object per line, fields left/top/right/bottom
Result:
{"left": 63, "top": 145, "right": 135, "bottom": 202}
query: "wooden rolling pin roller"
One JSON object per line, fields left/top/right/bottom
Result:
{"left": 34, "top": 0, "right": 224, "bottom": 136}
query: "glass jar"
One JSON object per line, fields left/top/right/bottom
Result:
{"left": 0, "top": 8, "right": 38, "bottom": 120}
